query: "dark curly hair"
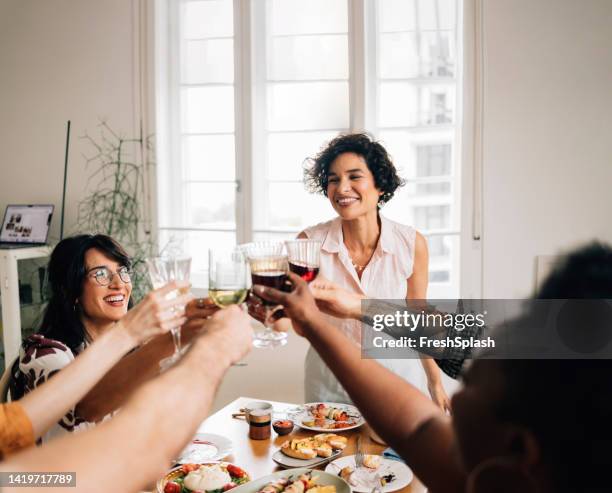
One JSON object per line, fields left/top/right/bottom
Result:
{"left": 304, "top": 133, "right": 404, "bottom": 206}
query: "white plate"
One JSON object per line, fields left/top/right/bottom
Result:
{"left": 232, "top": 468, "right": 350, "bottom": 493}
{"left": 325, "top": 455, "right": 413, "bottom": 493}
{"left": 177, "top": 433, "right": 233, "bottom": 463}
{"left": 294, "top": 402, "right": 365, "bottom": 432}
{"left": 272, "top": 448, "right": 343, "bottom": 469}
{"left": 158, "top": 461, "right": 250, "bottom": 493}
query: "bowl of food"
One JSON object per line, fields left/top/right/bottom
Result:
{"left": 158, "top": 462, "right": 249, "bottom": 493}
{"left": 273, "top": 419, "right": 294, "bottom": 436}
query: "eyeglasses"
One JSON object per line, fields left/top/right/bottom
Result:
{"left": 88, "top": 266, "right": 132, "bottom": 286}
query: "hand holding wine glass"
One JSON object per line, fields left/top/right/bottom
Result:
{"left": 208, "top": 248, "right": 249, "bottom": 308}
{"left": 285, "top": 239, "right": 321, "bottom": 282}
{"left": 146, "top": 256, "right": 192, "bottom": 366}
{"left": 240, "top": 241, "right": 290, "bottom": 348}
{"left": 117, "top": 280, "right": 193, "bottom": 346}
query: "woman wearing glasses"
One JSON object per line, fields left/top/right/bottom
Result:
{"left": 9, "top": 235, "right": 209, "bottom": 444}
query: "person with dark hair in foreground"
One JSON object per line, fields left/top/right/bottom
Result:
{"left": 254, "top": 242, "right": 612, "bottom": 493}
{"left": 300, "top": 132, "right": 449, "bottom": 410}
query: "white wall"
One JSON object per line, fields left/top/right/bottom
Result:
{"left": 0, "top": 0, "right": 139, "bottom": 241}
{"left": 479, "top": 0, "right": 612, "bottom": 298}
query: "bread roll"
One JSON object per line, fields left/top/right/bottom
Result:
{"left": 280, "top": 440, "right": 317, "bottom": 460}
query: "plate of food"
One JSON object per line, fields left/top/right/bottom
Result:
{"left": 158, "top": 461, "right": 250, "bottom": 493}
{"left": 294, "top": 403, "right": 364, "bottom": 432}
{"left": 176, "top": 433, "right": 233, "bottom": 463}
{"left": 325, "top": 455, "right": 413, "bottom": 493}
{"left": 273, "top": 433, "right": 348, "bottom": 469}
{"left": 231, "top": 468, "right": 350, "bottom": 493}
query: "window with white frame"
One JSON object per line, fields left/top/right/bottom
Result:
{"left": 156, "top": 0, "right": 462, "bottom": 297}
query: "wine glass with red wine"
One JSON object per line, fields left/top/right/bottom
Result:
{"left": 285, "top": 239, "right": 321, "bottom": 283}
{"left": 240, "top": 241, "right": 289, "bottom": 348}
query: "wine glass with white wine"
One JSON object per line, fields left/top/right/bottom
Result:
{"left": 146, "top": 255, "right": 192, "bottom": 367}
{"left": 208, "top": 248, "right": 249, "bottom": 308}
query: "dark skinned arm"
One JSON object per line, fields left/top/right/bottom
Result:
{"left": 254, "top": 274, "right": 466, "bottom": 493}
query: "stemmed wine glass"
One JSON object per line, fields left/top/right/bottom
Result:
{"left": 208, "top": 248, "right": 249, "bottom": 308}
{"left": 146, "top": 256, "right": 192, "bottom": 366}
{"left": 240, "top": 241, "right": 289, "bottom": 349}
{"left": 285, "top": 239, "right": 322, "bottom": 283}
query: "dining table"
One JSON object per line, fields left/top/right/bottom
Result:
{"left": 149, "top": 396, "right": 425, "bottom": 493}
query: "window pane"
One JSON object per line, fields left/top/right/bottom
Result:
{"left": 382, "top": 182, "right": 454, "bottom": 224}
{"left": 429, "top": 270, "right": 450, "bottom": 283}
{"left": 426, "top": 234, "right": 459, "bottom": 299}
{"left": 379, "top": 33, "right": 420, "bottom": 79}
{"left": 428, "top": 235, "right": 450, "bottom": 258}
{"left": 417, "top": 0, "right": 457, "bottom": 31}
{"left": 379, "top": 129, "right": 454, "bottom": 173}
{"left": 268, "top": 131, "right": 339, "bottom": 181}
{"left": 413, "top": 205, "right": 450, "bottom": 230}
{"left": 185, "top": 183, "right": 236, "bottom": 229}
{"left": 378, "top": 83, "right": 418, "bottom": 127}
{"left": 261, "top": 183, "right": 335, "bottom": 232}
{"left": 379, "top": 82, "right": 455, "bottom": 127}
{"left": 416, "top": 144, "right": 452, "bottom": 176}
{"left": 418, "top": 32, "right": 456, "bottom": 78}
{"left": 159, "top": 229, "right": 237, "bottom": 287}
{"left": 379, "top": 0, "right": 417, "bottom": 32}
{"left": 183, "top": 39, "right": 234, "bottom": 84}
{"left": 267, "top": 82, "right": 349, "bottom": 131}
{"left": 183, "top": 0, "right": 233, "bottom": 39}
{"left": 415, "top": 180, "right": 451, "bottom": 196}
{"left": 379, "top": 32, "right": 455, "bottom": 79}
{"left": 182, "top": 86, "right": 234, "bottom": 133}
{"left": 417, "top": 0, "right": 438, "bottom": 31}
{"left": 268, "top": 35, "right": 348, "bottom": 80}
{"left": 436, "top": 0, "right": 458, "bottom": 31}
{"left": 269, "top": 0, "right": 347, "bottom": 35}
{"left": 183, "top": 135, "right": 235, "bottom": 181}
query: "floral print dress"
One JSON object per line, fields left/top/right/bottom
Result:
{"left": 10, "top": 334, "right": 100, "bottom": 444}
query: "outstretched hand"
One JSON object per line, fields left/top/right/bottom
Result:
{"left": 252, "top": 272, "right": 323, "bottom": 336}
{"left": 119, "top": 281, "right": 193, "bottom": 346}
{"left": 193, "top": 305, "right": 253, "bottom": 366}
{"left": 309, "top": 276, "right": 364, "bottom": 320}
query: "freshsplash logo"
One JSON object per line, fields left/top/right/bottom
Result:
{"left": 360, "top": 299, "right": 612, "bottom": 360}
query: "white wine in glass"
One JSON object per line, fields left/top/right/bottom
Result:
{"left": 146, "top": 255, "right": 191, "bottom": 366}
{"left": 208, "top": 249, "right": 249, "bottom": 308}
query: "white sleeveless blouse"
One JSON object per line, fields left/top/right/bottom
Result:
{"left": 302, "top": 215, "right": 427, "bottom": 403}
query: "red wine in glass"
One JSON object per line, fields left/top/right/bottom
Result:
{"left": 289, "top": 262, "right": 319, "bottom": 283}
{"left": 251, "top": 270, "right": 289, "bottom": 305}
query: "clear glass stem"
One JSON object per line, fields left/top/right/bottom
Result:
{"left": 170, "top": 326, "right": 181, "bottom": 355}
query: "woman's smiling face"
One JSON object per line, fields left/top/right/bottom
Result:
{"left": 78, "top": 248, "right": 132, "bottom": 325}
{"left": 326, "top": 152, "right": 382, "bottom": 220}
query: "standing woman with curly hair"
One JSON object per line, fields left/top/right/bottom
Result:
{"left": 300, "top": 133, "right": 450, "bottom": 410}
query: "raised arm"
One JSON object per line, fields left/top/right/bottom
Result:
{"left": 409, "top": 232, "right": 450, "bottom": 412}
{"left": 254, "top": 274, "right": 466, "bottom": 493}
{"left": 19, "top": 282, "right": 191, "bottom": 438}
{"left": 75, "top": 296, "right": 217, "bottom": 422}
{"left": 1, "top": 306, "right": 252, "bottom": 493}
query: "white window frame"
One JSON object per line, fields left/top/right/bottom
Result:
{"left": 153, "top": 0, "right": 474, "bottom": 296}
